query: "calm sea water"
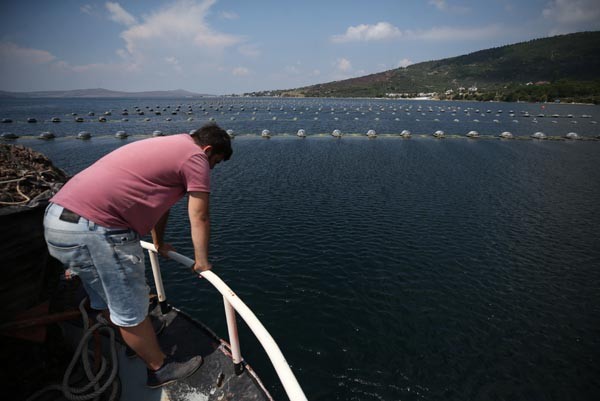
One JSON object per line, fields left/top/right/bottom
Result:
{"left": 3, "top": 98, "right": 600, "bottom": 401}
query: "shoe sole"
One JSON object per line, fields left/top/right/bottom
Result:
{"left": 146, "top": 357, "right": 203, "bottom": 389}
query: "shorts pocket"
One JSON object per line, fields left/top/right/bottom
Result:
{"left": 47, "top": 242, "right": 94, "bottom": 271}
{"left": 107, "top": 231, "right": 144, "bottom": 265}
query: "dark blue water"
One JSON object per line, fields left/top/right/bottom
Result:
{"left": 4, "top": 98, "right": 600, "bottom": 401}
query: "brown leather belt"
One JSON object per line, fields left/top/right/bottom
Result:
{"left": 59, "top": 208, "right": 81, "bottom": 223}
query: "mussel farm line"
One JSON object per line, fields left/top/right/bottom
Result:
{"left": 1, "top": 100, "right": 598, "bottom": 142}
{"left": 2, "top": 130, "right": 599, "bottom": 142}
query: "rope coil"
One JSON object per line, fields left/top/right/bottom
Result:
{"left": 26, "top": 299, "right": 120, "bottom": 401}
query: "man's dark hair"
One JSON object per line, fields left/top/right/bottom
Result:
{"left": 191, "top": 123, "right": 232, "bottom": 160}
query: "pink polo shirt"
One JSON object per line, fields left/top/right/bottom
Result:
{"left": 51, "top": 134, "right": 210, "bottom": 235}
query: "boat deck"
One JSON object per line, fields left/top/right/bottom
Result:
{"left": 10, "top": 277, "right": 273, "bottom": 401}
{"left": 114, "top": 299, "right": 272, "bottom": 401}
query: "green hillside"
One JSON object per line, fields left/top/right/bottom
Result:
{"left": 255, "top": 31, "right": 600, "bottom": 103}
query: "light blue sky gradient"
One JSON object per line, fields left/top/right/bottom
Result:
{"left": 1, "top": 0, "right": 599, "bottom": 94}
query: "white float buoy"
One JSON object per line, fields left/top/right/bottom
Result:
{"left": 531, "top": 132, "right": 546, "bottom": 139}
{"left": 433, "top": 130, "right": 445, "bottom": 138}
{"left": 332, "top": 129, "right": 342, "bottom": 138}
{"left": 152, "top": 130, "right": 164, "bottom": 137}
{"left": 366, "top": 129, "right": 377, "bottom": 138}
{"left": 226, "top": 129, "right": 235, "bottom": 138}
{"left": 565, "top": 132, "right": 579, "bottom": 140}
{"left": 499, "top": 131, "right": 513, "bottom": 139}
{"left": 38, "top": 131, "right": 55, "bottom": 140}
{"left": 115, "top": 130, "right": 128, "bottom": 139}
{"left": 466, "top": 130, "right": 479, "bottom": 138}
{"left": 77, "top": 131, "right": 91, "bottom": 140}
{"left": 1, "top": 132, "right": 18, "bottom": 139}
{"left": 297, "top": 129, "right": 306, "bottom": 138}
{"left": 261, "top": 129, "right": 271, "bottom": 138}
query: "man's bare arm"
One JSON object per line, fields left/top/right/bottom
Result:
{"left": 188, "top": 191, "right": 212, "bottom": 272}
{"left": 151, "top": 210, "right": 174, "bottom": 257}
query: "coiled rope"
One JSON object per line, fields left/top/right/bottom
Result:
{"left": 26, "top": 298, "right": 120, "bottom": 401}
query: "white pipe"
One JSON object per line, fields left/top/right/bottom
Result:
{"left": 223, "top": 297, "right": 243, "bottom": 367}
{"left": 139, "top": 241, "right": 307, "bottom": 401}
{"left": 147, "top": 248, "right": 167, "bottom": 303}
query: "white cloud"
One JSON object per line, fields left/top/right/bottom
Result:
{"left": 165, "top": 56, "right": 182, "bottom": 72}
{"left": 542, "top": 0, "right": 600, "bottom": 33}
{"left": 120, "top": 0, "right": 242, "bottom": 55}
{"left": 165, "top": 56, "right": 179, "bottom": 65}
{"left": 80, "top": 4, "right": 95, "bottom": 15}
{"left": 335, "top": 58, "right": 352, "bottom": 72}
{"left": 232, "top": 66, "right": 250, "bottom": 76}
{"left": 0, "top": 42, "right": 56, "bottom": 64}
{"left": 398, "top": 58, "right": 413, "bottom": 68}
{"left": 106, "top": 2, "right": 137, "bottom": 26}
{"left": 0, "top": 2, "right": 251, "bottom": 92}
{"left": 331, "top": 22, "right": 402, "bottom": 43}
{"left": 331, "top": 21, "right": 497, "bottom": 44}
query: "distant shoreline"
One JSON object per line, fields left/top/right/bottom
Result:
{"left": 0, "top": 93, "right": 597, "bottom": 106}
{"left": 0, "top": 88, "right": 213, "bottom": 99}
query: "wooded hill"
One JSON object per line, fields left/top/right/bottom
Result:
{"left": 257, "top": 31, "right": 600, "bottom": 103}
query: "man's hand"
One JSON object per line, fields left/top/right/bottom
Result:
{"left": 155, "top": 242, "right": 175, "bottom": 258}
{"left": 191, "top": 261, "right": 213, "bottom": 274}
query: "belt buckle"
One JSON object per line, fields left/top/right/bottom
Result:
{"left": 59, "top": 208, "right": 81, "bottom": 223}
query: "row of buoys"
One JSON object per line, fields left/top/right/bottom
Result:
{"left": 527, "top": 131, "right": 582, "bottom": 139}
{"left": 0, "top": 130, "right": 160, "bottom": 140}
{"left": 4, "top": 115, "right": 597, "bottom": 127}
{"left": 2, "top": 111, "right": 597, "bottom": 126}
{"left": 1, "top": 101, "right": 592, "bottom": 116}
{"left": 318, "top": 129, "right": 585, "bottom": 140}
{"left": 1, "top": 115, "right": 197, "bottom": 123}
{"left": 0, "top": 130, "right": 592, "bottom": 141}
{"left": 2, "top": 100, "right": 595, "bottom": 119}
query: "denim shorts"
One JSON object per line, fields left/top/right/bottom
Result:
{"left": 43, "top": 202, "right": 149, "bottom": 327}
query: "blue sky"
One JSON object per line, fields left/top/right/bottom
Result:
{"left": 0, "top": 0, "right": 599, "bottom": 95}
